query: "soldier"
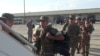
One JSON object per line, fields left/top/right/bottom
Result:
{"left": 32, "top": 24, "right": 41, "bottom": 54}
{"left": 81, "top": 20, "right": 94, "bottom": 56}
{"left": 62, "top": 15, "right": 80, "bottom": 56}
{"left": 27, "top": 19, "right": 34, "bottom": 43}
{"left": 33, "top": 16, "right": 64, "bottom": 56}
{"left": 81, "top": 17, "right": 86, "bottom": 26}
{"left": 0, "top": 13, "right": 27, "bottom": 45}
{"left": 75, "top": 16, "right": 82, "bottom": 53}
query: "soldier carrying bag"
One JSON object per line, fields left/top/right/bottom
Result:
{"left": 47, "top": 26, "right": 70, "bottom": 56}
{"left": 33, "top": 25, "right": 70, "bottom": 56}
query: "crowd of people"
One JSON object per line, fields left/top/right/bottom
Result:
{"left": 0, "top": 13, "right": 94, "bottom": 56}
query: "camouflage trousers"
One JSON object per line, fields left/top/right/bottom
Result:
{"left": 70, "top": 38, "right": 78, "bottom": 56}
{"left": 82, "top": 35, "right": 90, "bottom": 56}
{"left": 34, "top": 40, "right": 41, "bottom": 55}
{"left": 77, "top": 36, "right": 83, "bottom": 53}
{"left": 28, "top": 30, "right": 32, "bottom": 43}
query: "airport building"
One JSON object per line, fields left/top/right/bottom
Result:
{"left": 14, "top": 8, "right": 100, "bottom": 24}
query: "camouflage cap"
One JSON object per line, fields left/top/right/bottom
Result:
{"left": 39, "top": 16, "right": 49, "bottom": 21}
{"left": 75, "top": 16, "right": 81, "bottom": 20}
{"left": 69, "top": 15, "right": 76, "bottom": 20}
{"left": 1, "top": 13, "right": 14, "bottom": 21}
{"left": 85, "top": 20, "right": 91, "bottom": 24}
{"left": 81, "top": 17, "right": 87, "bottom": 20}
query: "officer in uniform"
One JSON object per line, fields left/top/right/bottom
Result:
{"left": 62, "top": 15, "right": 80, "bottom": 56}
{"left": 81, "top": 20, "right": 94, "bottom": 56}
{"left": 75, "top": 16, "right": 82, "bottom": 53}
{"left": 33, "top": 16, "right": 64, "bottom": 56}
{"left": 27, "top": 19, "right": 33, "bottom": 43}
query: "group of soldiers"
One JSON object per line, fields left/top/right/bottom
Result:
{"left": 31, "top": 15, "right": 94, "bottom": 56}
{"left": 0, "top": 13, "right": 95, "bottom": 56}
{"left": 62, "top": 15, "right": 94, "bottom": 56}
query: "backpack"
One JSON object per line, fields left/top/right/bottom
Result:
{"left": 48, "top": 26, "right": 70, "bottom": 56}
{"left": 54, "top": 32, "right": 70, "bottom": 56}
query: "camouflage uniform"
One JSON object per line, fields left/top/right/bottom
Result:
{"left": 82, "top": 22, "right": 94, "bottom": 56}
{"left": 76, "top": 24, "right": 82, "bottom": 53}
{"left": 33, "top": 25, "right": 59, "bottom": 56}
{"left": 75, "top": 16, "right": 82, "bottom": 53}
{"left": 33, "top": 25, "right": 41, "bottom": 54}
{"left": 62, "top": 23, "right": 80, "bottom": 56}
{"left": 27, "top": 20, "right": 33, "bottom": 43}
{"left": 62, "top": 15, "right": 80, "bottom": 56}
{"left": 41, "top": 25, "right": 60, "bottom": 56}
{"left": 69, "top": 24, "right": 80, "bottom": 56}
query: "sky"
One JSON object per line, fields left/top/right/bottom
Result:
{"left": 0, "top": 0, "right": 100, "bottom": 16}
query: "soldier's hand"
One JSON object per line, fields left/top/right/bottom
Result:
{"left": 46, "top": 32, "right": 54, "bottom": 39}
{"left": 33, "top": 36, "right": 40, "bottom": 41}
{"left": 46, "top": 32, "right": 50, "bottom": 38}
{"left": 36, "top": 37, "right": 40, "bottom": 41}
{"left": 82, "top": 31, "right": 86, "bottom": 33}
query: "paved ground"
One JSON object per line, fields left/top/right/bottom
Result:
{"left": 12, "top": 22, "right": 100, "bottom": 56}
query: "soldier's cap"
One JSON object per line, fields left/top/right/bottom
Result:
{"left": 39, "top": 16, "right": 49, "bottom": 22}
{"left": 75, "top": 16, "right": 81, "bottom": 20}
{"left": 86, "top": 19, "right": 90, "bottom": 22}
{"left": 69, "top": 15, "right": 76, "bottom": 20}
{"left": 1, "top": 13, "right": 14, "bottom": 21}
{"left": 81, "top": 17, "right": 86, "bottom": 20}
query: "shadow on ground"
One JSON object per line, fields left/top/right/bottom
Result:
{"left": 89, "top": 48, "right": 100, "bottom": 56}
{"left": 90, "top": 53, "right": 100, "bottom": 56}
{"left": 90, "top": 48, "right": 100, "bottom": 53}
{"left": 91, "top": 44, "right": 100, "bottom": 46}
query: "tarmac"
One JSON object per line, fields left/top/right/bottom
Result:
{"left": 12, "top": 22, "right": 100, "bottom": 56}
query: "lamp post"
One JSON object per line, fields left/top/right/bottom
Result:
{"left": 23, "top": 0, "right": 25, "bottom": 24}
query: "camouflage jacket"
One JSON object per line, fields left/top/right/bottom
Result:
{"left": 33, "top": 25, "right": 59, "bottom": 53}
{"left": 62, "top": 23, "right": 80, "bottom": 40}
